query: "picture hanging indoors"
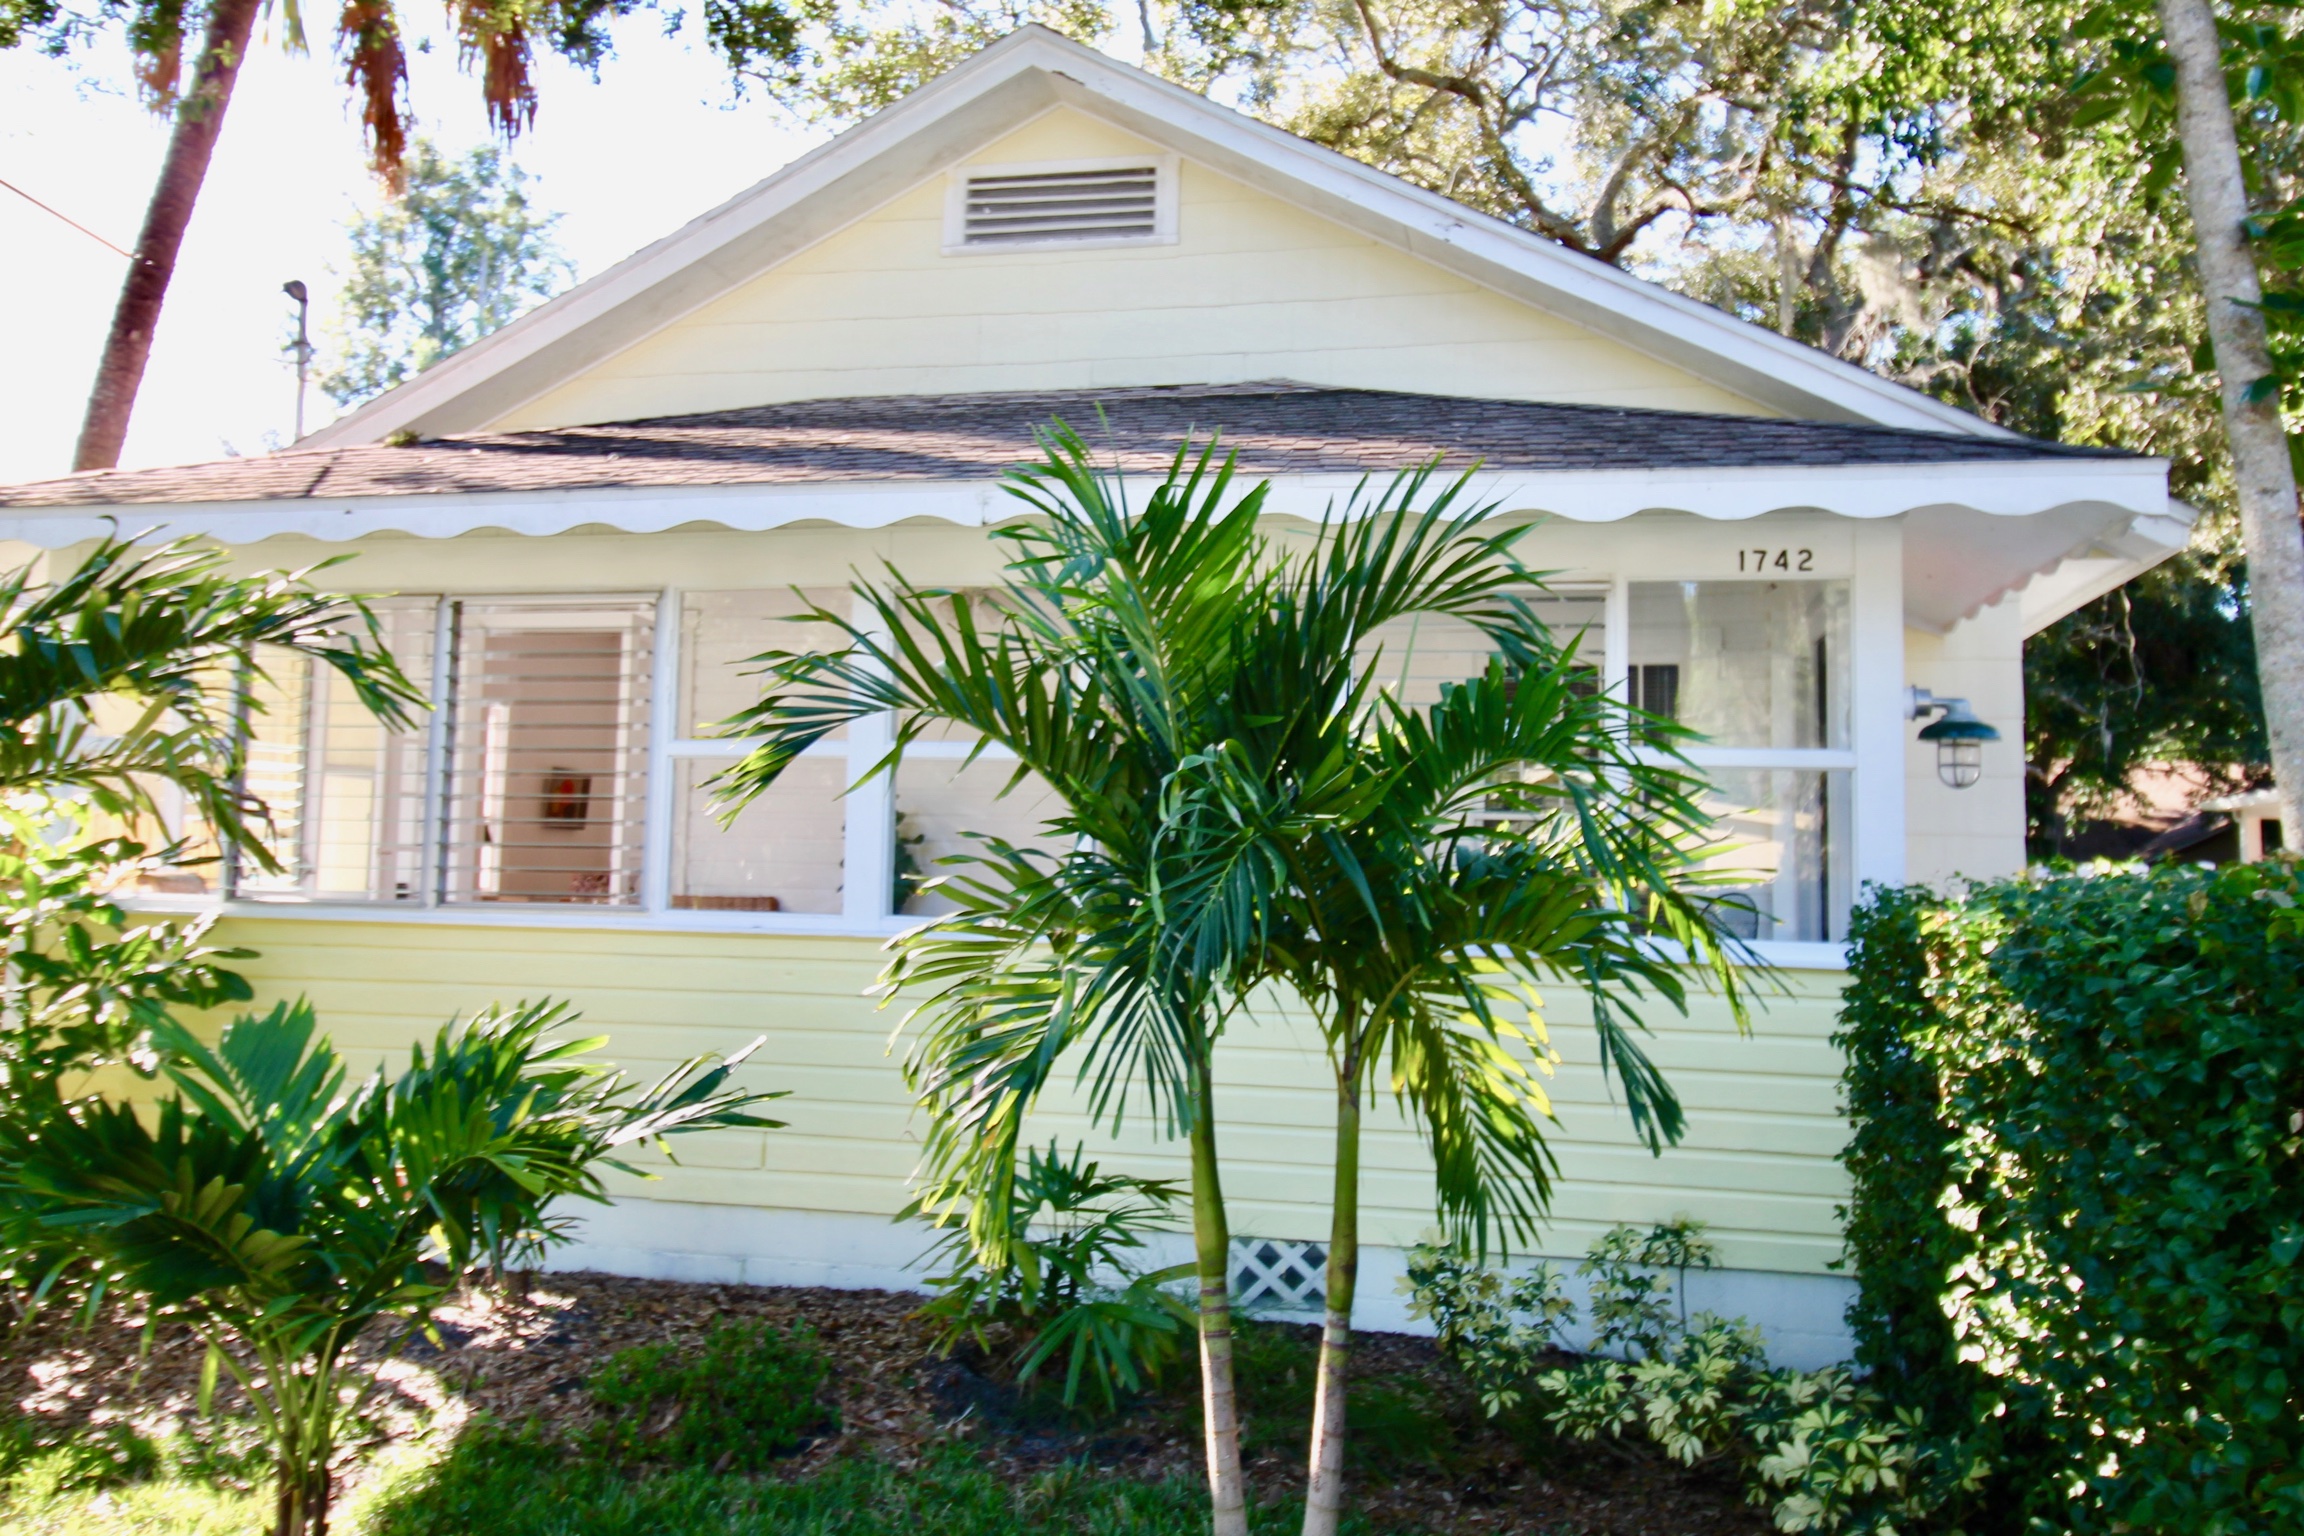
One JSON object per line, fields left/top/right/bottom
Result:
{"left": 541, "top": 770, "right": 592, "bottom": 826}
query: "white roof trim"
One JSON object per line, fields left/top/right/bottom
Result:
{"left": 0, "top": 457, "right": 2168, "bottom": 550}
{"left": 302, "top": 27, "right": 2011, "bottom": 449}
{"left": 2013, "top": 506, "right": 2194, "bottom": 634}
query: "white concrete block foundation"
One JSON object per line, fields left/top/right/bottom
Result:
{"left": 547, "top": 1198, "right": 1859, "bottom": 1370}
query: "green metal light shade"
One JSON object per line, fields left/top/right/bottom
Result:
{"left": 1916, "top": 701, "right": 2000, "bottom": 743}
{"left": 1917, "top": 699, "right": 1999, "bottom": 788}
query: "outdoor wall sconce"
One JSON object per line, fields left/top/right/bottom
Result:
{"left": 1907, "top": 687, "right": 2000, "bottom": 789}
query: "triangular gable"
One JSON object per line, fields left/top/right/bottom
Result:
{"left": 489, "top": 107, "right": 1765, "bottom": 431}
{"left": 306, "top": 27, "right": 2009, "bottom": 448}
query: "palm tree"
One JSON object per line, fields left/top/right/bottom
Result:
{"left": 0, "top": 532, "right": 422, "bottom": 862}
{"left": 1263, "top": 650, "right": 1751, "bottom": 1536}
{"left": 717, "top": 425, "right": 1588, "bottom": 1532}
{"left": 721, "top": 433, "right": 1285, "bottom": 1530}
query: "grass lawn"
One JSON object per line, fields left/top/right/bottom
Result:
{"left": 3, "top": 1434, "right": 1300, "bottom": 1536}
{"left": 0, "top": 1273, "right": 1762, "bottom": 1535}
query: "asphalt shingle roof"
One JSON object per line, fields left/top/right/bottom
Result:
{"left": 0, "top": 382, "right": 2120, "bottom": 511}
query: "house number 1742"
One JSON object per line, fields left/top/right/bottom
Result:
{"left": 1739, "top": 548, "right": 1815, "bottom": 572}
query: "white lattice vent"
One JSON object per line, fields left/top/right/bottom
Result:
{"left": 1230, "top": 1237, "right": 1328, "bottom": 1314}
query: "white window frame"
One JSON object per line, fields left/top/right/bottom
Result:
{"left": 1603, "top": 519, "right": 1903, "bottom": 968}
{"left": 151, "top": 541, "right": 1900, "bottom": 968}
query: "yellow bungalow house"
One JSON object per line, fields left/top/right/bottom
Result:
{"left": 0, "top": 29, "right": 2182, "bottom": 1366}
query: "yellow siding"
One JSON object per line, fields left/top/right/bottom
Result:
{"left": 497, "top": 109, "right": 1766, "bottom": 431}
{"left": 1904, "top": 595, "right": 2028, "bottom": 883}
{"left": 216, "top": 917, "right": 1850, "bottom": 1275}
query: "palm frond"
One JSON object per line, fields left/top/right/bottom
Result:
{"left": 0, "top": 533, "right": 425, "bottom": 871}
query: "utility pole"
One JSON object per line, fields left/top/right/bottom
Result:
{"left": 282, "top": 279, "right": 312, "bottom": 442}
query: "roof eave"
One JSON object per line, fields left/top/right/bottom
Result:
{"left": 0, "top": 454, "right": 2169, "bottom": 546}
{"left": 2013, "top": 504, "right": 2195, "bottom": 635}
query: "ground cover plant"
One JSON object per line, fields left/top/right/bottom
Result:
{"left": 0, "top": 1273, "right": 1770, "bottom": 1535}
{"left": 911, "top": 1141, "right": 1193, "bottom": 1410}
{"left": 586, "top": 1320, "right": 835, "bottom": 1469}
{"left": 1405, "top": 1221, "right": 1969, "bottom": 1534}
{"left": 1839, "top": 858, "right": 2304, "bottom": 1533}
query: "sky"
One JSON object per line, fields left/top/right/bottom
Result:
{"left": 0, "top": 12, "right": 832, "bottom": 483}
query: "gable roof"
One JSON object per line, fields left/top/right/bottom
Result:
{"left": 3, "top": 384, "right": 2116, "bottom": 512}
{"left": 301, "top": 28, "right": 2016, "bottom": 448}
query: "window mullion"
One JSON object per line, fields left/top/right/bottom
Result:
{"left": 420, "top": 598, "right": 456, "bottom": 908}
{"left": 1848, "top": 521, "right": 1906, "bottom": 889}
{"left": 641, "top": 588, "right": 679, "bottom": 914}
{"left": 1605, "top": 576, "right": 1630, "bottom": 711}
{"left": 842, "top": 592, "right": 896, "bottom": 927}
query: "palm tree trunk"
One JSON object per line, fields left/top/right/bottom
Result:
{"left": 2158, "top": 0, "right": 2304, "bottom": 837}
{"left": 72, "top": 0, "right": 264, "bottom": 471}
{"left": 262, "top": 1349, "right": 339, "bottom": 1536}
{"left": 1301, "top": 1070, "right": 1360, "bottom": 1536}
{"left": 1188, "top": 1068, "right": 1250, "bottom": 1536}
{"left": 274, "top": 1458, "right": 330, "bottom": 1536}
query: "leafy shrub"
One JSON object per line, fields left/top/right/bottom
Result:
{"left": 1578, "top": 1219, "right": 1719, "bottom": 1358}
{"left": 588, "top": 1322, "right": 835, "bottom": 1469}
{"left": 1401, "top": 1217, "right": 1709, "bottom": 1411}
{"left": 1406, "top": 1221, "right": 1968, "bottom": 1533}
{"left": 1838, "top": 860, "right": 2304, "bottom": 1534}
{"left": 1399, "top": 1235, "right": 1576, "bottom": 1414}
{"left": 909, "top": 1142, "right": 1192, "bottom": 1410}
{"left": 0, "top": 796, "right": 256, "bottom": 1305}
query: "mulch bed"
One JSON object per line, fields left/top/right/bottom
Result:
{"left": 0, "top": 1271, "right": 1766, "bottom": 1534}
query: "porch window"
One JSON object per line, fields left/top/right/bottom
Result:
{"left": 883, "top": 595, "right": 1070, "bottom": 917}
{"left": 438, "top": 598, "right": 655, "bottom": 907}
{"left": 1628, "top": 580, "right": 1853, "bottom": 943}
{"left": 1362, "top": 588, "right": 1606, "bottom": 709}
{"left": 893, "top": 746, "right": 1068, "bottom": 916}
{"left": 216, "top": 571, "right": 1865, "bottom": 954}
{"left": 232, "top": 597, "right": 438, "bottom": 903}
{"left": 667, "top": 589, "right": 851, "bottom": 915}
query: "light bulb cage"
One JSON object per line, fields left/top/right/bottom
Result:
{"left": 1908, "top": 689, "right": 2001, "bottom": 790}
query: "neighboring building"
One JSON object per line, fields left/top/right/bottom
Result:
{"left": 2188, "top": 788, "right": 2286, "bottom": 863}
{"left": 2040, "top": 765, "right": 2282, "bottom": 865}
{"left": 0, "top": 30, "right": 2182, "bottom": 1364}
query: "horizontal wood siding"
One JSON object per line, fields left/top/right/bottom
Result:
{"left": 216, "top": 918, "right": 1850, "bottom": 1274}
{"left": 499, "top": 109, "right": 1766, "bottom": 431}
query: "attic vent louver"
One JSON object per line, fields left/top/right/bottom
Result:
{"left": 947, "top": 157, "right": 1176, "bottom": 251}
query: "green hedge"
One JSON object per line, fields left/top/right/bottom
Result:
{"left": 1837, "top": 859, "right": 2304, "bottom": 1535}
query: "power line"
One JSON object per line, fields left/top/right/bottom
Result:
{"left": 0, "top": 174, "right": 133, "bottom": 259}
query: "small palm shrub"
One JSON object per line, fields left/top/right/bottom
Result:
{"left": 1404, "top": 1221, "right": 1974, "bottom": 1533}
{"left": 1, "top": 999, "right": 781, "bottom": 1536}
{"left": 909, "top": 1142, "right": 1192, "bottom": 1411}
{"left": 588, "top": 1322, "right": 836, "bottom": 1469}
